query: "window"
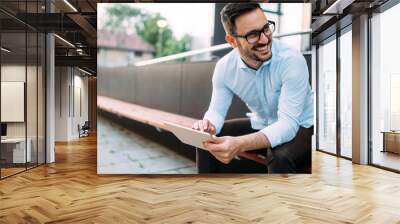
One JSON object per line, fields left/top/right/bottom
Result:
{"left": 316, "top": 26, "right": 353, "bottom": 159}
{"left": 390, "top": 74, "right": 400, "bottom": 130}
{"left": 0, "top": 1, "right": 46, "bottom": 179}
{"left": 370, "top": 2, "right": 400, "bottom": 171}
{"left": 317, "top": 36, "right": 337, "bottom": 154}
{"left": 339, "top": 28, "right": 352, "bottom": 158}
{"left": 135, "top": 51, "right": 143, "bottom": 57}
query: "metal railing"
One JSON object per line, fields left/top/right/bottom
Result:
{"left": 134, "top": 29, "right": 312, "bottom": 67}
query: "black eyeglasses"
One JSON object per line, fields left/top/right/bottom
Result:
{"left": 233, "top": 20, "right": 275, "bottom": 44}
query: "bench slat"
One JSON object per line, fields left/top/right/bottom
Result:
{"left": 98, "top": 96, "right": 266, "bottom": 165}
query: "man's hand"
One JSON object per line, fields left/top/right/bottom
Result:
{"left": 202, "top": 132, "right": 271, "bottom": 164}
{"left": 192, "top": 119, "right": 216, "bottom": 134}
{"left": 203, "top": 136, "right": 241, "bottom": 164}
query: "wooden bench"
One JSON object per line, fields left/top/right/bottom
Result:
{"left": 97, "top": 95, "right": 266, "bottom": 165}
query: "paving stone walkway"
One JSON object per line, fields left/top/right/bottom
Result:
{"left": 97, "top": 115, "right": 197, "bottom": 174}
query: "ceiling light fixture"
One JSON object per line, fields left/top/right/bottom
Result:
{"left": 322, "top": 0, "right": 355, "bottom": 15}
{"left": 54, "top": 34, "right": 75, "bottom": 48}
{"left": 63, "top": 0, "right": 78, "bottom": 12}
{"left": 78, "top": 67, "right": 92, "bottom": 76}
{"left": 1, "top": 47, "right": 11, "bottom": 53}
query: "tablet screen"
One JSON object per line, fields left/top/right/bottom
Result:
{"left": 164, "top": 121, "right": 215, "bottom": 150}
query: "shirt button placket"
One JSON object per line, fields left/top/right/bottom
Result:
{"left": 256, "top": 69, "right": 269, "bottom": 118}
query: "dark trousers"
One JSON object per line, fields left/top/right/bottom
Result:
{"left": 197, "top": 118, "right": 313, "bottom": 174}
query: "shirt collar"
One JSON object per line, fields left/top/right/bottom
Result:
{"left": 238, "top": 56, "right": 250, "bottom": 70}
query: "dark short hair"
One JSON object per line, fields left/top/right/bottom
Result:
{"left": 220, "top": 3, "right": 261, "bottom": 35}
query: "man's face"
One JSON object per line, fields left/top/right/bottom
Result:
{"left": 232, "top": 8, "right": 273, "bottom": 63}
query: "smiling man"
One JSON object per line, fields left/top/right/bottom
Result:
{"left": 192, "top": 3, "right": 314, "bottom": 173}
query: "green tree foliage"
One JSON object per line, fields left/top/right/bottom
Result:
{"left": 105, "top": 5, "right": 192, "bottom": 58}
{"left": 104, "top": 4, "right": 142, "bottom": 32}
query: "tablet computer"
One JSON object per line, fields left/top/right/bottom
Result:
{"left": 164, "top": 121, "right": 215, "bottom": 150}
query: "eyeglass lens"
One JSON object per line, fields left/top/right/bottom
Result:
{"left": 246, "top": 22, "right": 274, "bottom": 44}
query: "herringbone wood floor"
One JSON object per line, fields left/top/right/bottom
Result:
{"left": 1, "top": 134, "right": 400, "bottom": 223}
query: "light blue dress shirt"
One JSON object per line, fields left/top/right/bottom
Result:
{"left": 203, "top": 39, "right": 314, "bottom": 148}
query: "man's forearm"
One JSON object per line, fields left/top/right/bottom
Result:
{"left": 236, "top": 131, "right": 271, "bottom": 152}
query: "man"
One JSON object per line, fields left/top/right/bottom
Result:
{"left": 192, "top": 3, "right": 314, "bottom": 173}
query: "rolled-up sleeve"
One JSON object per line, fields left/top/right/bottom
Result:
{"left": 203, "top": 62, "right": 233, "bottom": 134}
{"left": 260, "top": 55, "right": 310, "bottom": 148}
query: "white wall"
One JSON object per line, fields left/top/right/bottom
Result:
{"left": 1, "top": 66, "right": 26, "bottom": 137}
{"left": 1, "top": 64, "right": 46, "bottom": 164}
{"left": 55, "top": 66, "right": 69, "bottom": 141}
{"left": 1, "top": 65, "right": 26, "bottom": 140}
{"left": 1, "top": 65, "right": 37, "bottom": 138}
{"left": 70, "top": 72, "right": 89, "bottom": 138}
{"left": 55, "top": 67, "right": 89, "bottom": 141}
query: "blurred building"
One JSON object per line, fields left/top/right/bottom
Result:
{"left": 98, "top": 30, "right": 155, "bottom": 67}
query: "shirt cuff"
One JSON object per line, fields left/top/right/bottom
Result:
{"left": 203, "top": 110, "right": 225, "bottom": 135}
{"left": 260, "top": 126, "right": 281, "bottom": 148}
{"left": 260, "top": 119, "right": 299, "bottom": 148}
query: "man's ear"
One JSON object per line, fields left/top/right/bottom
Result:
{"left": 225, "top": 34, "right": 237, "bottom": 48}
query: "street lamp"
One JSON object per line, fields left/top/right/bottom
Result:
{"left": 157, "top": 19, "right": 167, "bottom": 28}
{"left": 156, "top": 19, "right": 167, "bottom": 57}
